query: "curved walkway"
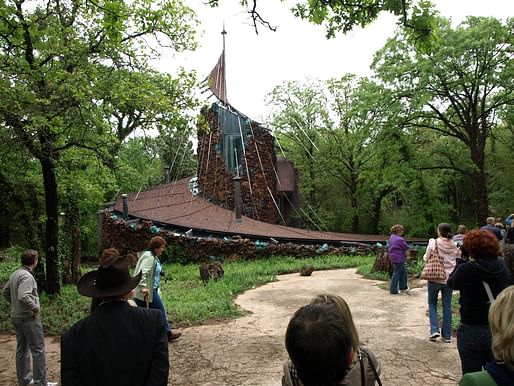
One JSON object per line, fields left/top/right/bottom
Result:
{"left": 0, "top": 269, "right": 462, "bottom": 385}
{"left": 170, "top": 268, "right": 461, "bottom": 385}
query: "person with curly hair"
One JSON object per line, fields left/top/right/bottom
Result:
{"left": 448, "top": 230, "right": 512, "bottom": 374}
{"left": 460, "top": 285, "right": 514, "bottom": 385}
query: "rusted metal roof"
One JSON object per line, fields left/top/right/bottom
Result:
{"left": 112, "top": 177, "right": 423, "bottom": 244}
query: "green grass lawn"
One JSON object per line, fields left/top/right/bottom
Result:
{"left": 0, "top": 249, "right": 459, "bottom": 335}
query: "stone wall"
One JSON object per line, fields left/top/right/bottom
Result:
{"left": 101, "top": 213, "right": 375, "bottom": 264}
{"left": 197, "top": 105, "right": 279, "bottom": 224}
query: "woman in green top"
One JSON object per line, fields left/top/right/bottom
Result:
{"left": 134, "top": 236, "right": 181, "bottom": 342}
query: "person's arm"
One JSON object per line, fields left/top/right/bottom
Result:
{"left": 145, "top": 314, "right": 169, "bottom": 386}
{"left": 401, "top": 237, "right": 409, "bottom": 252}
{"left": 61, "top": 329, "right": 87, "bottom": 386}
{"left": 137, "top": 254, "right": 155, "bottom": 294}
{"left": 423, "top": 239, "right": 434, "bottom": 261}
{"left": 447, "top": 260, "right": 468, "bottom": 289}
{"left": 506, "top": 214, "right": 514, "bottom": 227}
{"left": 17, "top": 275, "right": 39, "bottom": 315}
{"left": 2, "top": 280, "right": 11, "bottom": 303}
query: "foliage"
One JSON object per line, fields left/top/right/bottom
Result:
{"left": 372, "top": 16, "right": 514, "bottom": 224}
{"left": 209, "top": 0, "right": 439, "bottom": 50}
{"left": 0, "top": 0, "right": 199, "bottom": 291}
{"left": 0, "top": 253, "right": 379, "bottom": 333}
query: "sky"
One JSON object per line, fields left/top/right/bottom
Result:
{"left": 158, "top": 0, "right": 514, "bottom": 122}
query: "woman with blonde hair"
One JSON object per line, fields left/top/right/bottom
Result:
{"left": 282, "top": 294, "right": 381, "bottom": 385}
{"left": 460, "top": 285, "right": 514, "bottom": 385}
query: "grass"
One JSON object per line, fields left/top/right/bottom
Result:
{"left": 0, "top": 248, "right": 460, "bottom": 335}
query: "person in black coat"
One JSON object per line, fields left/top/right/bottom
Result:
{"left": 61, "top": 255, "right": 169, "bottom": 386}
{"left": 447, "top": 229, "right": 512, "bottom": 375}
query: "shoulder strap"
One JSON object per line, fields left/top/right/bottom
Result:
{"left": 358, "top": 350, "right": 365, "bottom": 386}
{"left": 360, "top": 349, "right": 382, "bottom": 386}
{"left": 482, "top": 281, "right": 495, "bottom": 304}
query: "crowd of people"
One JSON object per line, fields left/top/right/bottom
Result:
{"left": 2, "top": 215, "right": 514, "bottom": 385}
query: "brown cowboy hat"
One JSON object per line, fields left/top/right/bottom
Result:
{"left": 77, "top": 255, "right": 142, "bottom": 298}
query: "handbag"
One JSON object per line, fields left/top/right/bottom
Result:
{"left": 420, "top": 240, "right": 447, "bottom": 281}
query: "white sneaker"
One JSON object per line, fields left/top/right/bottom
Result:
{"left": 429, "top": 332, "right": 440, "bottom": 341}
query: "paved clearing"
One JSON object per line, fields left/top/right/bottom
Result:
{"left": 0, "top": 269, "right": 461, "bottom": 385}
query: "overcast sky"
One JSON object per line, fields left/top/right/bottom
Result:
{"left": 159, "top": 0, "right": 514, "bottom": 122}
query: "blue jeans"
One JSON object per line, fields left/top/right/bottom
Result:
{"left": 390, "top": 262, "right": 408, "bottom": 294}
{"left": 457, "top": 324, "right": 493, "bottom": 374}
{"left": 427, "top": 282, "right": 453, "bottom": 339}
{"left": 12, "top": 317, "right": 47, "bottom": 386}
{"left": 134, "top": 290, "right": 172, "bottom": 333}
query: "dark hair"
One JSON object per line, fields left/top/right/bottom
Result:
{"left": 148, "top": 236, "right": 166, "bottom": 251}
{"left": 461, "top": 229, "right": 499, "bottom": 259}
{"left": 285, "top": 303, "right": 353, "bottom": 386}
{"left": 438, "top": 223, "right": 453, "bottom": 239}
{"left": 457, "top": 224, "right": 468, "bottom": 235}
{"left": 21, "top": 250, "right": 38, "bottom": 266}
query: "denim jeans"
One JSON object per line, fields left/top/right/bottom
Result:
{"left": 457, "top": 323, "right": 493, "bottom": 374}
{"left": 427, "top": 281, "right": 453, "bottom": 339}
{"left": 12, "top": 317, "right": 47, "bottom": 386}
{"left": 134, "top": 290, "right": 172, "bottom": 333}
{"left": 390, "top": 262, "right": 408, "bottom": 294}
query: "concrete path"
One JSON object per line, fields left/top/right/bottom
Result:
{"left": 0, "top": 268, "right": 462, "bottom": 385}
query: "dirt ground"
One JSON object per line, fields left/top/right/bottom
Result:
{"left": 0, "top": 269, "right": 462, "bottom": 385}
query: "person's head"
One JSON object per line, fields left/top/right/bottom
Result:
{"left": 148, "top": 236, "right": 166, "bottom": 256}
{"left": 461, "top": 229, "right": 499, "bottom": 260}
{"left": 489, "top": 286, "right": 514, "bottom": 370}
{"left": 285, "top": 303, "right": 354, "bottom": 386}
{"left": 495, "top": 223, "right": 504, "bottom": 230}
{"left": 486, "top": 217, "right": 495, "bottom": 225}
{"left": 437, "top": 223, "right": 452, "bottom": 239}
{"left": 21, "top": 249, "right": 38, "bottom": 268}
{"left": 310, "top": 294, "right": 359, "bottom": 353}
{"left": 99, "top": 248, "right": 119, "bottom": 264}
{"left": 457, "top": 224, "right": 468, "bottom": 235}
{"left": 77, "top": 255, "right": 142, "bottom": 301}
{"left": 390, "top": 224, "right": 404, "bottom": 236}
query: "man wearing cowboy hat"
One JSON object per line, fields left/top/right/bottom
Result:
{"left": 61, "top": 255, "right": 169, "bottom": 385}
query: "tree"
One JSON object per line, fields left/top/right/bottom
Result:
{"left": 0, "top": 0, "right": 198, "bottom": 293}
{"left": 208, "top": 0, "right": 439, "bottom": 48}
{"left": 321, "top": 76, "right": 394, "bottom": 232}
{"left": 267, "top": 80, "right": 330, "bottom": 229}
{"left": 373, "top": 16, "right": 514, "bottom": 224}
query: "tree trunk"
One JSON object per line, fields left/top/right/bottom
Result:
{"left": 70, "top": 198, "right": 82, "bottom": 284}
{"left": 469, "top": 144, "right": 489, "bottom": 225}
{"left": 473, "top": 169, "right": 489, "bottom": 225}
{"left": 41, "top": 157, "right": 60, "bottom": 294}
{"left": 372, "top": 247, "right": 392, "bottom": 274}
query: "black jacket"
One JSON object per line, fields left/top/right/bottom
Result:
{"left": 61, "top": 300, "right": 169, "bottom": 386}
{"left": 447, "top": 257, "right": 511, "bottom": 325}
